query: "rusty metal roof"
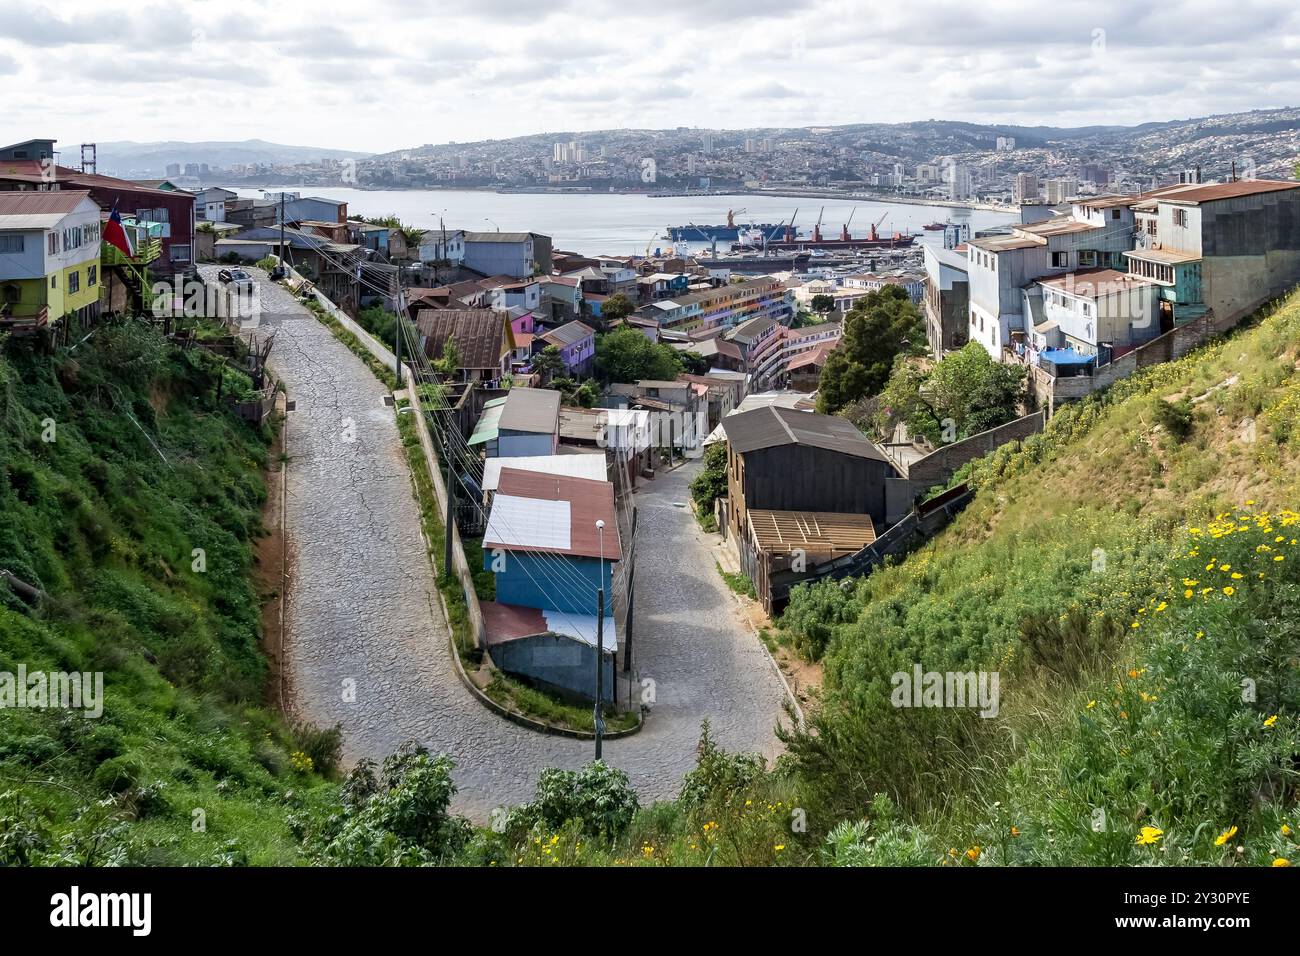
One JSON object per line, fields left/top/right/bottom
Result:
{"left": 1147, "top": 179, "right": 1300, "bottom": 205}
{"left": 488, "top": 467, "right": 622, "bottom": 560}
{"left": 415, "top": 309, "right": 510, "bottom": 369}
{"left": 0, "top": 189, "right": 95, "bottom": 219}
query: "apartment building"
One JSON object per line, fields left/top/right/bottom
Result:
{"left": 638, "top": 275, "right": 792, "bottom": 333}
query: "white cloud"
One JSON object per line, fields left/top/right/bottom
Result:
{"left": 1, "top": 0, "right": 1298, "bottom": 150}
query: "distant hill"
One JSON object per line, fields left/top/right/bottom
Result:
{"left": 92, "top": 139, "right": 371, "bottom": 177}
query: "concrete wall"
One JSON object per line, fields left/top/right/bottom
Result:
{"left": 903, "top": 411, "right": 1046, "bottom": 485}
{"left": 492, "top": 633, "right": 613, "bottom": 702}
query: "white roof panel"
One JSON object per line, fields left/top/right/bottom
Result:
{"left": 482, "top": 454, "right": 606, "bottom": 491}
{"left": 484, "top": 494, "right": 572, "bottom": 551}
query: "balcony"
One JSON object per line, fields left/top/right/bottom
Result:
{"left": 102, "top": 236, "right": 161, "bottom": 267}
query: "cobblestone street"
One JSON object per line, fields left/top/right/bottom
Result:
{"left": 214, "top": 267, "right": 787, "bottom": 820}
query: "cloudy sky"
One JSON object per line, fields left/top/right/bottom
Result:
{"left": 3, "top": 0, "right": 1299, "bottom": 152}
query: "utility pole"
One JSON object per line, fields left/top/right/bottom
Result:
{"left": 594, "top": 519, "right": 606, "bottom": 760}
{"left": 392, "top": 265, "right": 403, "bottom": 389}
{"left": 278, "top": 191, "right": 286, "bottom": 268}
{"left": 623, "top": 505, "right": 636, "bottom": 674}
{"left": 444, "top": 446, "right": 455, "bottom": 577}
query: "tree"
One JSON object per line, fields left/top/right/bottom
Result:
{"left": 689, "top": 441, "right": 729, "bottom": 514}
{"left": 432, "top": 338, "right": 462, "bottom": 379}
{"left": 531, "top": 344, "right": 564, "bottom": 384}
{"left": 810, "top": 293, "right": 835, "bottom": 314}
{"left": 877, "top": 342, "right": 1026, "bottom": 444}
{"left": 595, "top": 325, "right": 683, "bottom": 384}
{"left": 815, "top": 285, "right": 924, "bottom": 414}
{"left": 679, "top": 350, "right": 710, "bottom": 375}
{"left": 601, "top": 293, "right": 635, "bottom": 324}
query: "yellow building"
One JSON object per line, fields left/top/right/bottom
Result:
{"left": 0, "top": 189, "right": 102, "bottom": 333}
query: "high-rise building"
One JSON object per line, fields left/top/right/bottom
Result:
{"left": 165, "top": 162, "right": 180, "bottom": 177}
{"left": 1044, "top": 177, "right": 1078, "bottom": 204}
{"left": 1013, "top": 172, "right": 1039, "bottom": 204}
{"left": 744, "top": 138, "right": 755, "bottom": 153}
{"left": 995, "top": 136, "right": 1016, "bottom": 151}
{"left": 948, "top": 165, "right": 974, "bottom": 201}
{"left": 702, "top": 133, "right": 714, "bottom": 154}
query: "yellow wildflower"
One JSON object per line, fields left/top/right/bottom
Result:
{"left": 1215, "top": 826, "right": 1238, "bottom": 846}
{"left": 1135, "top": 826, "right": 1163, "bottom": 846}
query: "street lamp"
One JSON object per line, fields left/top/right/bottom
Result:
{"left": 484, "top": 217, "right": 499, "bottom": 232}
{"left": 594, "top": 518, "right": 606, "bottom": 760}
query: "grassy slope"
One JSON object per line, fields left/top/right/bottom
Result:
{"left": 775, "top": 290, "right": 1300, "bottom": 864}
{"left": 0, "top": 324, "right": 333, "bottom": 865}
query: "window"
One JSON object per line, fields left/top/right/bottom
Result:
{"left": 1111, "top": 209, "right": 1121, "bottom": 220}
{"left": 50, "top": 274, "right": 56, "bottom": 289}
{"left": 0, "top": 235, "right": 23, "bottom": 254}
{"left": 87, "top": 265, "right": 97, "bottom": 286}
{"left": 1051, "top": 251, "right": 1069, "bottom": 268}
{"left": 169, "top": 244, "right": 191, "bottom": 263}
{"left": 48, "top": 233, "right": 58, "bottom": 255}
{"left": 68, "top": 271, "right": 79, "bottom": 294}
{"left": 1079, "top": 250, "right": 1098, "bottom": 267}
{"left": 1172, "top": 208, "right": 1187, "bottom": 227}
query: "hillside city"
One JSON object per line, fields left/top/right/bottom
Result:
{"left": 1, "top": 0, "right": 1299, "bottom": 935}
{"left": 116, "top": 108, "right": 1300, "bottom": 206}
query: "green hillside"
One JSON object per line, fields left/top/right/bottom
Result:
{"left": 777, "top": 289, "right": 1300, "bottom": 865}
{"left": 0, "top": 323, "right": 335, "bottom": 865}
{"left": 4, "top": 286, "right": 1298, "bottom": 868}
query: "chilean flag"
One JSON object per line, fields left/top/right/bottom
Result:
{"left": 103, "top": 201, "right": 134, "bottom": 258}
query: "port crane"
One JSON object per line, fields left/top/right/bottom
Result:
{"left": 811, "top": 205, "right": 825, "bottom": 243}
{"left": 840, "top": 207, "right": 857, "bottom": 242}
{"left": 867, "top": 211, "right": 889, "bottom": 242}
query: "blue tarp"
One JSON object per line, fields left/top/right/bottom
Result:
{"left": 1039, "top": 347, "right": 1093, "bottom": 366}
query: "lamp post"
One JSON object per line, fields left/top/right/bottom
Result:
{"left": 594, "top": 518, "right": 606, "bottom": 760}
{"left": 484, "top": 217, "right": 499, "bottom": 232}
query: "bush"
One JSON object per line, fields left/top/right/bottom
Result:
{"left": 94, "top": 754, "right": 144, "bottom": 794}
{"left": 514, "top": 761, "right": 639, "bottom": 840}
{"left": 1153, "top": 397, "right": 1194, "bottom": 441}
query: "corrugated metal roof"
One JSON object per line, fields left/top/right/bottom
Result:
{"left": 721, "top": 404, "right": 888, "bottom": 462}
{"left": 1152, "top": 179, "right": 1300, "bottom": 204}
{"left": 415, "top": 309, "right": 509, "bottom": 370}
{"left": 463, "top": 231, "right": 533, "bottom": 243}
{"left": 482, "top": 454, "right": 606, "bottom": 491}
{"left": 499, "top": 386, "right": 560, "bottom": 434}
{"left": 486, "top": 468, "right": 622, "bottom": 560}
{"left": 0, "top": 189, "right": 95, "bottom": 225}
{"left": 1038, "top": 268, "right": 1156, "bottom": 297}
{"left": 469, "top": 396, "right": 507, "bottom": 445}
{"left": 539, "top": 320, "right": 594, "bottom": 348}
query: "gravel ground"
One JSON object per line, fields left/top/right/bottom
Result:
{"left": 205, "top": 266, "right": 787, "bottom": 820}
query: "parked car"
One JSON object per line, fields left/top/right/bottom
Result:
{"left": 218, "top": 268, "right": 255, "bottom": 292}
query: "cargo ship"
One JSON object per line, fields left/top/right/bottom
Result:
{"left": 666, "top": 210, "right": 794, "bottom": 242}
{"left": 923, "top": 221, "right": 949, "bottom": 231}
{"left": 737, "top": 220, "right": 917, "bottom": 252}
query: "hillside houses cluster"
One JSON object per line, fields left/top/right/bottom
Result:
{"left": 924, "top": 177, "right": 1300, "bottom": 411}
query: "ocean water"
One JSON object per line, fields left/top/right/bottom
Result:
{"left": 233, "top": 186, "right": 1013, "bottom": 257}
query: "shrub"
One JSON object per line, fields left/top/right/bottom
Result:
{"left": 1153, "top": 397, "right": 1194, "bottom": 441}
{"left": 515, "top": 761, "right": 639, "bottom": 840}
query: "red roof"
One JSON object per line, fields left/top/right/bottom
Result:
{"left": 491, "top": 468, "right": 622, "bottom": 560}
{"left": 0, "top": 189, "right": 93, "bottom": 216}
